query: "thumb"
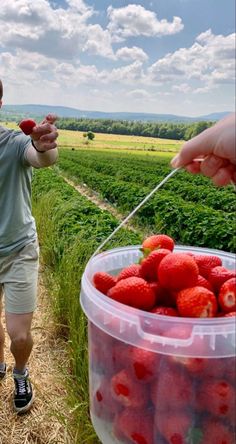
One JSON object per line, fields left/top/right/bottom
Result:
{"left": 171, "top": 130, "right": 214, "bottom": 168}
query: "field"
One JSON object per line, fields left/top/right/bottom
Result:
{"left": 2, "top": 123, "right": 236, "bottom": 442}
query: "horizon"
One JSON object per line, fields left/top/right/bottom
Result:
{"left": 2, "top": 103, "right": 231, "bottom": 119}
{"left": 0, "top": 0, "right": 235, "bottom": 116}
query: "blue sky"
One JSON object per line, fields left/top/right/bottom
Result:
{"left": 0, "top": 0, "right": 235, "bottom": 116}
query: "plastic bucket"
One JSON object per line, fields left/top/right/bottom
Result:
{"left": 80, "top": 245, "right": 236, "bottom": 444}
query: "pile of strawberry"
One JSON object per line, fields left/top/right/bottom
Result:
{"left": 90, "top": 235, "right": 236, "bottom": 444}
{"left": 93, "top": 234, "right": 236, "bottom": 318}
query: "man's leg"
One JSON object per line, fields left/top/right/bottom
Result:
{"left": 5, "top": 311, "right": 33, "bottom": 372}
{"left": 0, "top": 291, "right": 5, "bottom": 364}
{"left": 0, "top": 288, "right": 6, "bottom": 378}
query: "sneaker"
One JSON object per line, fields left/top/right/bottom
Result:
{"left": 13, "top": 369, "right": 34, "bottom": 413}
{"left": 0, "top": 363, "right": 7, "bottom": 380}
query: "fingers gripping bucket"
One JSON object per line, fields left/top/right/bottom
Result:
{"left": 80, "top": 246, "right": 236, "bottom": 444}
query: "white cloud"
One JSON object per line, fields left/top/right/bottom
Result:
{"left": 147, "top": 30, "right": 235, "bottom": 90}
{"left": 127, "top": 89, "right": 151, "bottom": 99}
{"left": 107, "top": 4, "right": 184, "bottom": 40}
{"left": 0, "top": 0, "right": 115, "bottom": 60}
{"left": 116, "top": 46, "right": 148, "bottom": 62}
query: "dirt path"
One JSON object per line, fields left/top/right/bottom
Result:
{"left": 0, "top": 269, "right": 73, "bottom": 444}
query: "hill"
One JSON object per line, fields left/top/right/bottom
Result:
{"left": 1, "top": 104, "right": 230, "bottom": 123}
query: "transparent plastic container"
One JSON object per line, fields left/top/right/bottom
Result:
{"left": 80, "top": 245, "right": 236, "bottom": 444}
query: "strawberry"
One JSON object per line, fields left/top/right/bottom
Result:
{"left": 128, "top": 346, "right": 159, "bottom": 383}
{"left": 158, "top": 253, "right": 199, "bottom": 291}
{"left": 117, "top": 263, "right": 141, "bottom": 281}
{"left": 218, "top": 278, "right": 236, "bottom": 313}
{"left": 92, "top": 376, "right": 121, "bottom": 421}
{"left": 201, "top": 419, "right": 234, "bottom": 444}
{"left": 208, "top": 266, "right": 236, "bottom": 293}
{"left": 93, "top": 271, "right": 116, "bottom": 295}
{"left": 193, "top": 254, "right": 222, "bottom": 278}
{"left": 151, "top": 364, "right": 194, "bottom": 411}
{"left": 197, "top": 274, "right": 214, "bottom": 291}
{"left": 151, "top": 306, "right": 178, "bottom": 316}
{"left": 149, "top": 282, "right": 174, "bottom": 307}
{"left": 140, "top": 248, "right": 171, "bottom": 281}
{"left": 108, "top": 277, "right": 156, "bottom": 310}
{"left": 18, "top": 118, "right": 37, "bottom": 135}
{"left": 197, "top": 379, "right": 235, "bottom": 421}
{"left": 225, "top": 311, "right": 236, "bottom": 317}
{"left": 111, "top": 369, "right": 148, "bottom": 408}
{"left": 155, "top": 411, "right": 192, "bottom": 444}
{"left": 141, "top": 234, "right": 174, "bottom": 256}
{"left": 176, "top": 286, "right": 217, "bottom": 317}
{"left": 114, "top": 408, "right": 154, "bottom": 444}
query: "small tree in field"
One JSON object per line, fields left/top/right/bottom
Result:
{"left": 87, "top": 131, "right": 95, "bottom": 141}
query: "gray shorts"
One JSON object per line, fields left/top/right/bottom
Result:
{"left": 0, "top": 241, "right": 39, "bottom": 314}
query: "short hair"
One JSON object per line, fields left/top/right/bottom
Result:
{"left": 0, "top": 79, "right": 3, "bottom": 100}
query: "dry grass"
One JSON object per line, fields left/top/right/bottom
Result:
{"left": 0, "top": 270, "right": 75, "bottom": 444}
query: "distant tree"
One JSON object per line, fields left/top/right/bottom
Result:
{"left": 87, "top": 131, "right": 95, "bottom": 140}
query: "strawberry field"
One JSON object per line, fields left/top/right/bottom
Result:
{"left": 57, "top": 148, "right": 236, "bottom": 253}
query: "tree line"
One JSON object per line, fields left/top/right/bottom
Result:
{"left": 56, "top": 118, "right": 214, "bottom": 140}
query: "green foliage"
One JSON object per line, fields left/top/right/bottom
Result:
{"left": 56, "top": 117, "right": 214, "bottom": 140}
{"left": 57, "top": 149, "right": 236, "bottom": 253}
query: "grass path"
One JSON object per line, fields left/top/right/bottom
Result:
{"left": 0, "top": 268, "right": 74, "bottom": 444}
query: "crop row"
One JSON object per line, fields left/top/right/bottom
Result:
{"left": 58, "top": 149, "right": 235, "bottom": 213}
{"left": 56, "top": 151, "right": 235, "bottom": 252}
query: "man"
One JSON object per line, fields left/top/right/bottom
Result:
{"left": 0, "top": 79, "right": 58, "bottom": 413}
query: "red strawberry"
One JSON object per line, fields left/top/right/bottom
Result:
{"left": 225, "top": 311, "right": 236, "bottom": 317}
{"left": 111, "top": 342, "right": 133, "bottom": 373}
{"left": 151, "top": 306, "right": 178, "bottom": 316}
{"left": 108, "top": 277, "right": 156, "bottom": 310}
{"left": 158, "top": 253, "right": 199, "bottom": 291}
{"left": 151, "top": 364, "right": 194, "bottom": 411}
{"left": 155, "top": 411, "right": 192, "bottom": 444}
{"left": 117, "top": 263, "right": 141, "bottom": 281}
{"left": 208, "top": 266, "right": 236, "bottom": 293}
{"left": 18, "top": 118, "right": 37, "bottom": 135}
{"left": 149, "top": 282, "right": 174, "bottom": 307}
{"left": 218, "top": 278, "right": 236, "bottom": 313}
{"left": 201, "top": 419, "right": 234, "bottom": 444}
{"left": 142, "top": 234, "right": 174, "bottom": 255}
{"left": 193, "top": 254, "right": 222, "bottom": 278}
{"left": 111, "top": 369, "right": 148, "bottom": 408}
{"left": 177, "top": 286, "right": 217, "bottom": 318}
{"left": 140, "top": 248, "right": 171, "bottom": 281}
{"left": 93, "top": 271, "right": 116, "bottom": 295}
{"left": 128, "top": 346, "right": 159, "bottom": 383}
{"left": 198, "top": 379, "right": 235, "bottom": 420}
{"left": 114, "top": 408, "right": 154, "bottom": 444}
{"left": 92, "top": 377, "right": 121, "bottom": 421}
{"left": 197, "top": 274, "right": 214, "bottom": 291}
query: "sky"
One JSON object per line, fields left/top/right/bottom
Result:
{"left": 0, "top": 0, "right": 235, "bottom": 116}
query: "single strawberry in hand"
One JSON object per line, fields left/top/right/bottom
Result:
{"left": 18, "top": 118, "right": 37, "bottom": 135}
{"left": 218, "top": 277, "right": 236, "bottom": 313}
{"left": 93, "top": 271, "right": 116, "bottom": 295}
{"left": 141, "top": 234, "right": 174, "bottom": 256}
{"left": 108, "top": 277, "right": 156, "bottom": 310}
{"left": 176, "top": 286, "right": 217, "bottom": 317}
{"left": 158, "top": 253, "right": 199, "bottom": 291}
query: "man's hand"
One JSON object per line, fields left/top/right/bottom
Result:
{"left": 31, "top": 114, "right": 58, "bottom": 152}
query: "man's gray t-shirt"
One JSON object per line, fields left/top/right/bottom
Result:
{"left": 0, "top": 125, "right": 37, "bottom": 256}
